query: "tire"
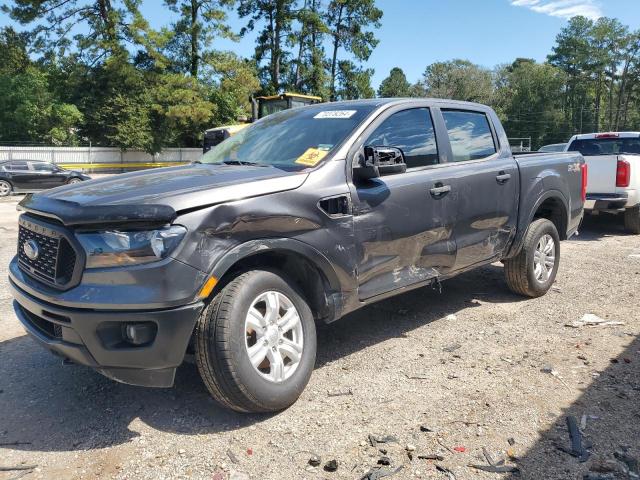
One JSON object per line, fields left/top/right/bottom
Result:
{"left": 67, "top": 177, "right": 83, "bottom": 185}
{"left": 0, "top": 180, "right": 12, "bottom": 197}
{"left": 195, "top": 269, "right": 317, "bottom": 413}
{"left": 504, "top": 218, "right": 560, "bottom": 298}
{"left": 624, "top": 206, "right": 640, "bottom": 234}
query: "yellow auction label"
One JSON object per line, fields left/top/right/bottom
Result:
{"left": 295, "top": 147, "right": 328, "bottom": 167}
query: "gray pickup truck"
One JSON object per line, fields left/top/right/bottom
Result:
{"left": 10, "top": 99, "right": 585, "bottom": 413}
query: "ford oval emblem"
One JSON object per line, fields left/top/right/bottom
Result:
{"left": 23, "top": 239, "right": 40, "bottom": 260}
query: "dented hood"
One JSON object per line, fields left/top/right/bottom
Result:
{"left": 18, "top": 163, "right": 309, "bottom": 226}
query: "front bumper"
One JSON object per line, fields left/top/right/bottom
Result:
{"left": 10, "top": 278, "right": 204, "bottom": 387}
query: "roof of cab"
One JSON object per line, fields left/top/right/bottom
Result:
{"left": 571, "top": 132, "right": 640, "bottom": 140}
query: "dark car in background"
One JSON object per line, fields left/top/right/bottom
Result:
{"left": 0, "top": 160, "right": 90, "bottom": 197}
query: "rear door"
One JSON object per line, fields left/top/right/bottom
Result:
{"left": 3, "top": 161, "right": 33, "bottom": 189}
{"left": 348, "top": 106, "right": 458, "bottom": 300}
{"left": 438, "top": 109, "right": 519, "bottom": 271}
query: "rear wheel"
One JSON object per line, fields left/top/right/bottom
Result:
{"left": 0, "top": 180, "right": 12, "bottom": 197}
{"left": 504, "top": 218, "right": 560, "bottom": 297}
{"left": 195, "top": 269, "right": 317, "bottom": 412}
{"left": 624, "top": 206, "right": 640, "bottom": 234}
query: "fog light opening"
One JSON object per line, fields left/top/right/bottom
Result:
{"left": 122, "top": 322, "right": 157, "bottom": 346}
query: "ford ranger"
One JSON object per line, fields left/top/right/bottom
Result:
{"left": 10, "top": 99, "right": 586, "bottom": 413}
{"left": 565, "top": 132, "right": 640, "bottom": 233}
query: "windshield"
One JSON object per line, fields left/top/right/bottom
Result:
{"left": 568, "top": 137, "right": 640, "bottom": 156}
{"left": 200, "top": 104, "right": 374, "bottom": 170}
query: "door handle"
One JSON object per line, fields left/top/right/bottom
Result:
{"left": 429, "top": 184, "right": 451, "bottom": 197}
{"left": 496, "top": 172, "right": 511, "bottom": 184}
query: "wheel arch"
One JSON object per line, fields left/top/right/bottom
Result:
{"left": 506, "top": 190, "right": 569, "bottom": 258}
{"left": 208, "top": 239, "right": 343, "bottom": 323}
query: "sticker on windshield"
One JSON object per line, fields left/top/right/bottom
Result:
{"left": 295, "top": 148, "right": 329, "bottom": 167}
{"left": 314, "top": 110, "right": 356, "bottom": 119}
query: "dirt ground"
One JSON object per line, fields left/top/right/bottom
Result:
{"left": 0, "top": 194, "right": 638, "bottom": 480}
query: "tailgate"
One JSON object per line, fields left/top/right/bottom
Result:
{"left": 584, "top": 154, "right": 618, "bottom": 193}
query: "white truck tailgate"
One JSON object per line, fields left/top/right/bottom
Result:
{"left": 584, "top": 154, "right": 618, "bottom": 194}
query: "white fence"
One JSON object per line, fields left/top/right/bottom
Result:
{"left": 0, "top": 146, "right": 202, "bottom": 165}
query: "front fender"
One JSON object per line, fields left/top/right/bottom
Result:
{"left": 209, "top": 238, "right": 343, "bottom": 296}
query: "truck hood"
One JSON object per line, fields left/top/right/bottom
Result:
{"left": 18, "top": 163, "right": 309, "bottom": 226}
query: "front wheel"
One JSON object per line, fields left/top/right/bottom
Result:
{"left": 624, "top": 206, "right": 640, "bottom": 234}
{"left": 504, "top": 218, "right": 560, "bottom": 298}
{"left": 67, "top": 177, "right": 83, "bottom": 185}
{"left": 195, "top": 269, "right": 317, "bottom": 413}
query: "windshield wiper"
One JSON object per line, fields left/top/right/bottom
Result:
{"left": 221, "top": 160, "right": 266, "bottom": 166}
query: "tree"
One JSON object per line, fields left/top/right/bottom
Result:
{"left": 495, "top": 59, "right": 567, "bottom": 148}
{"left": 0, "top": 27, "right": 30, "bottom": 75}
{"left": 3, "top": 0, "right": 146, "bottom": 62}
{"left": 164, "top": 0, "right": 237, "bottom": 78}
{"left": 238, "top": 0, "right": 296, "bottom": 93}
{"left": 334, "top": 60, "right": 374, "bottom": 100}
{"left": 414, "top": 59, "right": 494, "bottom": 104}
{"left": 377, "top": 67, "right": 411, "bottom": 98}
{"left": 289, "top": 0, "right": 328, "bottom": 97}
{"left": 325, "top": 0, "right": 382, "bottom": 100}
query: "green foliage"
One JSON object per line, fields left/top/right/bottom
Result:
{"left": 334, "top": 60, "right": 374, "bottom": 100}
{"left": 414, "top": 59, "right": 494, "bottom": 104}
{"left": 377, "top": 67, "right": 411, "bottom": 98}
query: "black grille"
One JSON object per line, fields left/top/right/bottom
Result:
{"left": 17, "top": 218, "right": 78, "bottom": 287}
{"left": 20, "top": 305, "right": 63, "bottom": 339}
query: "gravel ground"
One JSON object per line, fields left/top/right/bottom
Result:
{"left": 0, "top": 194, "right": 638, "bottom": 480}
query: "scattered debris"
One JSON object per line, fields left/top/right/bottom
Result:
{"left": 405, "top": 444, "right": 416, "bottom": 452}
{"left": 324, "top": 459, "right": 338, "bottom": 472}
{"left": 551, "top": 285, "right": 562, "bottom": 292}
{"left": 469, "top": 464, "right": 520, "bottom": 473}
{"left": 227, "top": 449, "right": 239, "bottom": 464}
{"left": 566, "top": 314, "right": 625, "bottom": 328}
{"left": 445, "top": 314, "right": 457, "bottom": 321}
{"left": 0, "top": 466, "right": 38, "bottom": 472}
{"left": 482, "top": 447, "right": 502, "bottom": 466}
{"left": 246, "top": 448, "right": 253, "bottom": 456}
{"left": 327, "top": 388, "right": 353, "bottom": 397}
{"left": 580, "top": 414, "right": 588, "bottom": 431}
{"left": 435, "top": 464, "right": 457, "bottom": 479}
{"left": 507, "top": 437, "right": 516, "bottom": 446}
{"left": 443, "top": 343, "right": 461, "bottom": 353}
{"left": 377, "top": 456, "right": 391, "bottom": 466}
{"left": 557, "top": 416, "right": 590, "bottom": 462}
{"left": 360, "top": 465, "right": 403, "bottom": 480}
{"left": 541, "top": 365, "right": 571, "bottom": 390}
{"left": 368, "top": 434, "right": 399, "bottom": 447}
{"left": 308, "top": 455, "right": 321, "bottom": 467}
{"left": 614, "top": 450, "right": 639, "bottom": 477}
{"left": 404, "top": 372, "right": 430, "bottom": 380}
{"left": 177, "top": 449, "right": 186, "bottom": 455}
{"left": 436, "top": 437, "right": 455, "bottom": 454}
{"left": 453, "top": 446, "right": 466, "bottom": 453}
{"left": 419, "top": 425, "right": 437, "bottom": 433}
{"left": 418, "top": 454, "right": 445, "bottom": 461}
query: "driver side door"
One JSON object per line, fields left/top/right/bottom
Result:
{"left": 348, "top": 107, "right": 459, "bottom": 300}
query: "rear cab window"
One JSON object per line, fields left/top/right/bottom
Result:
{"left": 364, "top": 108, "right": 438, "bottom": 168}
{"left": 442, "top": 110, "right": 497, "bottom": 162}
{"left": 567, "top": 137, "right": 640, "bottom": 156}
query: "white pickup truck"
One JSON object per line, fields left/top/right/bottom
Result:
{"left": 565, "top": 132, "right": 640, "bottom": 233}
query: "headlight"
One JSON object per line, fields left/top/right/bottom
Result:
{"left": 77, "top": 225, "right": 187, "bottom": 268}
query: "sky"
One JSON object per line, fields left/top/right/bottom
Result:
{"left": 3, "top": 0, "right": 640, "bottom": 88}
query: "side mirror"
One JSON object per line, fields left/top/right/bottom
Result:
{"left": 353, "top": 146, "right": 407, "bottom": 182}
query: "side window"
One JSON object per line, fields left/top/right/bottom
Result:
{"left": 6, "top": 161, "right": 29, "bottom": 171}
{"left": 442, "top": 110, "right": 497, "bottom": 162}
{"left": 32, "top": 162, "right": 54, "bottom": 172}
{"left": 365, "top": 108, "right": 438, "bottom": 168}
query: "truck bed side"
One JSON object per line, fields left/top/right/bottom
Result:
{"left": 505, "top": 151, "right": 584, "bottom": 258}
